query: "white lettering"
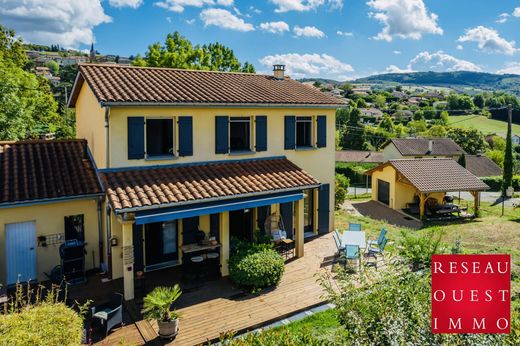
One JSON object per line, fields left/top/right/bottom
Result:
{"left": 460, "top": 261, "right": 468, "bottom": 274}
{"left": 497, "top": 318, "right": 509, "bottom": 330}
{"left": 433, "top": 261, "right": 444, "bottom": 274}
{"left": 498, "top": 290, "right": 509, "bottom": 302}
{"left": 484, "top": 262, "right": 494, "bottom": 274}
{"left": 497, "top": 261, "right": 509, "bottom": 274}
{"left": 449, "top": 318, "right": 462, "bottom": 330}
{"left": 449, "top": 262, "right": 457, "bottom": 273}
{"left": 485, "top": 290, "right": 493, "bottom": 302}
{"left": 470, "top": 290, "right": 478, "bottom": 302}
{"left": 433, "top": 317, "right": 438, "bottom": 330}
{"left": 473, "top": 318, "right": 486, "bottom": 330}
{"left": 473, "top": 262, "right": 480, "bottom": 273}
{"left": 452, "top": 290, "right": 464, "bottom": 302}
{"left": 433, "top": 290, "right": 446, "bottom": 302}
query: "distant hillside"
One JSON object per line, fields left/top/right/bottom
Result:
{"left": 355, "top": 71, "right": 520, "bottom": 95}
{"left": 298, "top": 78, "right": 342, "bottom": 85}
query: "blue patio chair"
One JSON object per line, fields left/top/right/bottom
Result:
{"left": 91, "top": 292, "right": 123, "bottom": 336}
{"left": 367, "top": 237, "right": 388, "bottom": 258}
{"left": 349, "top": 223, "right": 362, "bottom": 232}
{"left": 368, "top": 228, "right": 387, "bottom": 248}
{"left": 333, "top": 231, "right": 344, "bottom": 253}
{"left": 343, "top": 245, "right": 360, "bottom": 269}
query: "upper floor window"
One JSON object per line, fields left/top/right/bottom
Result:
{"left": 146, "top": 118, "right": 174, "bottom": 158}
{"left": 296, "top": 116, "right": 313, "bottom": 148}
{"left": 229, "top": 117, "right": 251, "bottom": 152}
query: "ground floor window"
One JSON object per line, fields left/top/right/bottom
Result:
{"left": 144, "top": 221, "right": 178, "bottom": 267}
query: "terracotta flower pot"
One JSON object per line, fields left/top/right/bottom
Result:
{"left": 157, "top": 319, "right": 179, "bottom": 339}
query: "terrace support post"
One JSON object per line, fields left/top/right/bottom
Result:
{"left": 295, "top": 198, "right": 304, "bottom": 258}
{"left": 419, "top": 193, "right": 427, "bottom": 220}
{"left": 219, "top": 211, "right": 230, "bottom": 276}
{"left": 121, "top": 220, "right": 135, "bottom": 301}
{"left": 470, "top": 191, "right": 480, "bottom": 216}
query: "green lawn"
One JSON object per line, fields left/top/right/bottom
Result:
{"left": 448, "top": 115, "right": 520, "bottom": 137}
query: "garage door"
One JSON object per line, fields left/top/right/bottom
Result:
{"left": 377, "top": 180, "right": 390, "bottom": 205}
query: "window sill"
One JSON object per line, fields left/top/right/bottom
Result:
{"left": 228, "top": 150, "right": 256, "bottom": 156}
{"left": 145, "top": 155, "right": 178, "bottom": 161}
{"left": 295, "top": 147, "right": 317, "bottom": 151}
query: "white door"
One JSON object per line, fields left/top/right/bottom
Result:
{"left": 5, "top": 221, "right": 37, "bottom": 285}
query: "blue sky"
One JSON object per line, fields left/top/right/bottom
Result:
{"left": 1, "top": 0, "right": 520, "bottom": 79}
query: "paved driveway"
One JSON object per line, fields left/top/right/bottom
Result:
{"left": 352, "top": 200, "right": 422, "bottom": 229}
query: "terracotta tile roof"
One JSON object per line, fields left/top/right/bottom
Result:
{"left": 0, "top": 140, "right": 103, "bottom": 205}
{"left": 387, "top": 138, "right": 465, "bottom": 156}
{"left": 335, "top": 150, "right": 385, "bottom": 163}
{"left": 465, "top": 155, "right": 502, "bottom": 177}
{"left": 100, "top": 158, "right": 320, "bottom": 212}
{"left": 69, "top": 64, "right": 346, "bottom": 107}
{"left": 365, "top": 158, "right": 489, "bottom": 193}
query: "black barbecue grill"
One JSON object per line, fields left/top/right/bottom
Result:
{"left": 59, "top": 240, "right": 86, "bottom": 284}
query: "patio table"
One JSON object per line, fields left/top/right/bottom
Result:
{"left": 341, "top": 231, "right": 366, "bottom": 249}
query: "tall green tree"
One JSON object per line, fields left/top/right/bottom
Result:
{"left": 0, "top": 25, "right": 63, "bottom": 140}
{"left": 502, "top": 107, "right": 514, "bottom": 195}
{"left": 447, "top": 127, "right": 487, "bottom": 155}
{"left": 134, "top": 32, "right": 255, "bottom": 73}
{"left": 457, "top": 153, "right": 466, "bottom": 168}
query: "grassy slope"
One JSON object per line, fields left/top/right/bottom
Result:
{"left": 448, "top": 115, "right": 520, "bottom": 137}
{"left": 270, "top": 308, "right": 341, "bottom": 342}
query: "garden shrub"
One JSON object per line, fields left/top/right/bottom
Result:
{"left": 0, "top": 303, "right": 83, "bottom": 345}
{"left": 481, "top": 175, "right": 520, "bottom": 191}
{"left": 335, "top": 173, "right": 350, "bottom": 210}
{"left": 219, "top": 328, "right": 330, "bottom": 345}
{"left": 397, "top": 229, "right": 444, "bottom": 271}
{"left": 229, "top": 241, "right": 285, "bottom": 291}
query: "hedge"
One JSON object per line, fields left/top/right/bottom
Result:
{"left": 335, "top": 162, "right": 376, "bottom": 185}
{"left": 0, "top": 303, "right": 83, "bottom": 345}
{"left": 481, "top": 175, "right": 520, "bottom": 191}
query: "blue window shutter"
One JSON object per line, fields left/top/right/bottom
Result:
{"left": 215, "top": 116, "right": 229, "bottom": 154}
{"left": 127, "top": 116, "right": 144, "bottom": 159}
{"left": 255, "top": 116, "right": 267, "bottom": 152}
{"left": 318, "top": 184, "right": 330, "bottom": 234}
{"left": 317, "top": 115, "right": 327, "bottom": 148}
{"left": 178, "top": 116, "right": 193, "bottom": 156}
{"left": 284, "top": 116, "right": 295, "bottom": 150}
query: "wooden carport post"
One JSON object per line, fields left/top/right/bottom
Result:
{"left": 470, "top": 191, "right": 480, "bottom": 216}
{"left": 419, "top": 192, "right": 427, "bottom": 220}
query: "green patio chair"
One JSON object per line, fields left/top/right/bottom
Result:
{"left": 368, "top": 228, "right": 387, "bottom": 248}
{"left": 343, "top": 245, "right": 360, "bottom": 269}
{"left": 348, "top": 223, "right": 362, "bottom": 232}
{"left": 333, "top": 230, "right": 344, "bottom": 253}
{"left": 367, "top": 237, "right": 388, "bottom": 258}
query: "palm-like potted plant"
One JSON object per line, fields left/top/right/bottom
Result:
{"left": 142, "top": 285, "right": 182, "bottom": 339}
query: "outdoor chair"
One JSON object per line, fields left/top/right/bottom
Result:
{"left": 333, "top": 230, "right": 344, "bottom": 253}
{"left": 343, "top": 245, "right": 360, "bottom": 269}
{"left": 91, "top": 292, "right": 123, "bottom": 336}
{"left": 367, "top": 237, "right": 388, "bottom": 258}
{"left": 368, "top": 228, "right": 387, "bottom": 248}
{"left": 349, "top": 223, "right": 362, "bottom": 232}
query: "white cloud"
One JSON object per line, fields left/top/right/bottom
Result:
{"left": 185, "top": 18, "right": 195, "bottom": 24}
{"left": 0, "top": 0, "right": 111, "bottom": 49}
{"left": 409, "top": 51, "right": 481, "bottom": 72}
{"left": 249, "top": 6, "right": 262, "bottom": 14}
{"left": 385, "top": 64, "right": 413, "bottom": 73}
{"left": 458, "top": 26, "right": 517, "bottom": 55}
{"left": 259, "top": 53, "right": 353, "bottom": 79}
{"left": 514, "top": 7, "right": 520, "bottom": 17}
{"left": 385, "top": 51, "right": 481, "bottom": 73}
{"left": 496, "top": 13, "right": 509, "bottom": 24}
{"left": 269, "top": 0, "right": 342, "bottom": 13}
{"left": 496, "top": 62, "right": 520, "bottom": 75}
{"left": 367, "top": 0, "right": 443, "bottom": 41}
{"left": 259, "top": 21, "right": 290, "bottom": 34}
{"left": 337, "top": 30, "right": 353, "bottom": 37}
{"left": 393, "top": 50, "right": 401, "bottom": 54}
{"left": 456, "top": 44, "right": 463, "bottom": 50}
{"left": 200, "top": 8, "right": 254, "bottom": 31}
{"left": 154, "top": 0, "right": 227, "bottom": 13}
{"left": 108, "top": 0, "right": 143, "bottom": 8}
{"left": 166, "top": 16, "right": 172, "bottom": 23}
{"left": 293, "top": 26, "right": 326, "bottom": 38}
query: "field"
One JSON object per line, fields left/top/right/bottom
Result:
{"left": 448, "top": 115, "right": 520, "bottom": 137}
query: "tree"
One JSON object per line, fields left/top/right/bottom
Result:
{"left": 0, "top": 24, "right": 62, "bottom": 140}
{"left": 457, "top": 153, "right": 466, "bottom": 167}
{"left": 473, "top": 94, "right": 485, "bottom": 108}
{"left": 422, "top": 106, "right": 436, "bottom": 119}
{"left": 447, "top": 127, "right": 487, "bottom": 155}
{"left": 134, "top": 31, "right": 255, "bottom": 73}
{"left": 356, "top": 98, "right": 367, "bottom": 108}
{"left": 502, "top": 107, "right": 514, "bottom": 194}
{"left": 378, "top": 115, "right": 395, "bottom": 133}
{"left": 427, "top": 125, "right": 447, "bottom": 138}
{"left": 439, "top": 110, "right": 449, "bottom": 125}
{"left": 45, "top": 60, "right": 59, "bottom": 75}
{"left": 374, "top": 94, "right": 386, "bottom": 108}
{"left": 336, "top": 107, "right": 350, "bottom": 126}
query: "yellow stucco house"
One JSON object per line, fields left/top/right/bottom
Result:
{"left": 365, "top": 158, "right": 489, "bottom": 220}
{"left": 0, "top": 140, "right": 103, "bottom": 286}
{"left": 67, "top": 63, "right": 343, "bottom": 300}
{"left": 381, "top": 138, "right": 465, "bottom": 161}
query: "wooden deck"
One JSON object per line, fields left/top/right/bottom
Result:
{"left": 91, "top": 233, "right": 336, "bottom": 346}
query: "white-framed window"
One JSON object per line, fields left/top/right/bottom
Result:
{"left": 296, "top": 116, "right": 313, "bottom": 148}
{"left": 146, "top": 117, "right": 175, "bottom": 158}
{"left": 229, "top": 116, "right": 252, "bottom": 152}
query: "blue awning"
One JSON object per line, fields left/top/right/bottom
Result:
{"left": 134, "top": 191, "right": 304, "bottom": 225}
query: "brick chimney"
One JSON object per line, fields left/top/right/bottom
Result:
{"left": 428, "top": 140, "right": 433, "bottom": 153}
{"left": 273, "top": 65, "right": 285, "bottom": 80}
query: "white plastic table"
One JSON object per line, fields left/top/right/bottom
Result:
{"left": 341, "top": 231, "right": 366, "bottom": 249}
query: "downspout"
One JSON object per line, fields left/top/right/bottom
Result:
{"left": 97, "top": 197, "right": 104, "bottom": 269}
{"left": 106, "top": 205, "right": 113, "bottom": 278}
{"left": 104, "top": 106, "right": 110, "bottom": 168}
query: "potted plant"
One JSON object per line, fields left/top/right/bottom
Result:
{"left": 142, "top": 285, "right": 182, "bottom": 339}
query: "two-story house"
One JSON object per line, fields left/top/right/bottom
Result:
{"left": 382, "top": 138, "right": 465, "bottom": 160}
{"left": 69, "top": 64, "right": 343, "bottom": 300}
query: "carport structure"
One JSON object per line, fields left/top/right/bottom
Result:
{"left": 365, "top": 158, "right": 490, "bottom": 220}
